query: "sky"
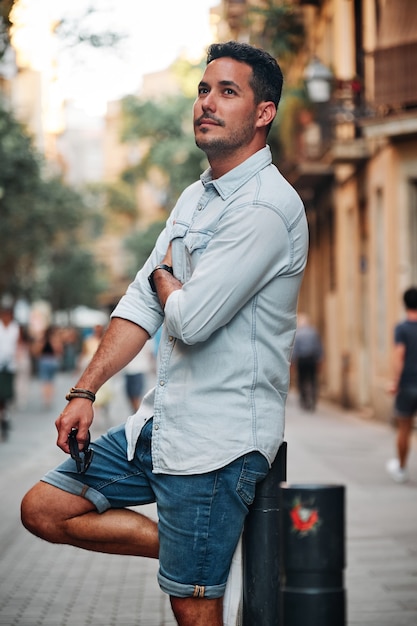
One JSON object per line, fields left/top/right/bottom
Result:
{"left": 11, "top": 0, "right": 218, "bottom": 116}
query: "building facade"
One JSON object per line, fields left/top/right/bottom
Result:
{"left": 220, "top": 0, "right": 417, "bottom": 420}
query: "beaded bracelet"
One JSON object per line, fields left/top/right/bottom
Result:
{"left": 65, "top": 387, "right": 96, "bottom": 403}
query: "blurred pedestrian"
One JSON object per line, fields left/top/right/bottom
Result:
{"left": 78, "top": 325, "right": 105, "bottom": 372}
{"left": 386, "top": 287, "right": 417, "bottom": 483}
{"left": 35, "top": 326, "right": 62, "bottom": 409}
{"left": 61, "top": 326, "right": 80, "bottom": 373}
{"left": 123, "top": 340, "right": 155, "bottom": 412}
{"left": 15, "top": 326, "right": 32, "bottom": 411}
{"left": 0, "top": 298, "right": 20, "bottom": 440}
{"left": 292, "top": 313, "right": 323, "bottom": 411}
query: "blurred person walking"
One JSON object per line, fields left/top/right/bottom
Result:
{"left": 15, "top": 326, "right": 32, "bottom": 410}
{"left": 386, "top": 287, "right": 417, "bottom": 483}
{"left": 35, "top": 326, "right": 62, "bottom": 409}
{"left": 292, "top": 313, "right": 323, "bottom": 411}
{"left": 0, "top": 298, "right": 20, "bottom": 440}
{"left": 61, "top": 326, "right": 80, "bottom": 373}
{"left": 78, "top": 325, "right": 106, "bottom": 371}
{"left": 123, "top": 340, "right": 155, "bottom": 413}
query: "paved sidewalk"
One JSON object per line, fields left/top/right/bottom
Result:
{"left": 285, "top": 394, "right": 417, "bottom": 626}
{"left": 1, "top": 371, "right": 416, "bottom": 625}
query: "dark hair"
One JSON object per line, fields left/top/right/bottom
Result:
{"left": 206, "top": 41, "right": 283, "bottom": 133}
{"left": 403, "top": 287, "right": 417, "bottom": 310}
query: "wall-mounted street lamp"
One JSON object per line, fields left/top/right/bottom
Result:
{"left": 304, "top": 57, "right": 333, "bottom": 103}
{"left": 302, "top": 57, "right": 333, "bottom": 155}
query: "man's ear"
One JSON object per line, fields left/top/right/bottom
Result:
{"left": 256, "top": 101, "right": 277, "bottom": 129}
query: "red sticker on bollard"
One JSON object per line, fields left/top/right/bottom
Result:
{"left": 289, "top": 498, "right": 321, "bottom": 535}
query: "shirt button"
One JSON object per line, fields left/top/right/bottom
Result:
{"left": 168, "top": 336, "right": 173, "bottom": 342}
{"left": 159, "top": 380, "right": 165, "bottom": 386}
{"left": 154, "top": 424, "right": 159, "bottom": 430}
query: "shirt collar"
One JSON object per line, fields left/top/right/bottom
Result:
{"left": 200, "top": 146, "right": 272, "bottom": 200}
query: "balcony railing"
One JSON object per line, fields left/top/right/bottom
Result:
{"left": 374, "top": 42, "right": 417, "bottom": 108}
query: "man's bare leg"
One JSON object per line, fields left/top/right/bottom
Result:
{"left": 21, "top": 482, "right": 158, "bottom": 557}
{"left": 397, "top": 417, "right": 413, "bottom": 468}
{"left": 171, "top": 596, "right": 223, "bottom": 626}
{"left": 22, "top": 482, "right": 224, "bottom": 625}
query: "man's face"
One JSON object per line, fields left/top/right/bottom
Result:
{"left": 193, "top": 57, "right": 261, "bottom": 159}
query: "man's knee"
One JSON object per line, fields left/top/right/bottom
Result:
{"left": 21, "top": 482, "right": 50, "bottom": 538}
{"left": 21, "top": 481, "right": 93, "bottom": 543}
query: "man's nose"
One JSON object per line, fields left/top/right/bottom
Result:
{"left": 201, "top": 92, "right": 216, "bottom": 111}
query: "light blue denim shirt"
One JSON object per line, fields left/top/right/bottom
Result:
{"left": 111, "top": 146, "right": 308, "bottom": 474}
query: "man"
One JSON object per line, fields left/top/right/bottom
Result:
{"left": 292, "top": 313, "right": 323, "bottom": 411}
{"left": 386, "top": 287, "right": 417, "bottom": 483}
{"left": 0, "top": 298, "right": 20, "bottom": 440}
{"left": 21, "top": 42, "right": 308, "bottom": 626}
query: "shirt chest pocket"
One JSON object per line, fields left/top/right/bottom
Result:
{"left": 170, "top": 223, "right": 213, "bottom": 282}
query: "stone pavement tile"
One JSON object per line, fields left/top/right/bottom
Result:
{"left": 1, "top": 535, "right": 175, "bottom": 625}
{"left": 0, "top": 499, "right": 174, "bottom": 625}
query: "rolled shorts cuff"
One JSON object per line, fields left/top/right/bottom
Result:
{"left": 157, "top": 572, "right": 226, "bottom": 599}
{"left": 41, "top": 470, "right": 111, "bottom": 514}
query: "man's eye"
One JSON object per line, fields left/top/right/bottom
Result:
{"left": 224, "top": 88, "right": 236, "bottom": 95}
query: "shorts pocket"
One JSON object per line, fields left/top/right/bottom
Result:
{"left": 236, "top": 452, "right": 269, "bottom": 506}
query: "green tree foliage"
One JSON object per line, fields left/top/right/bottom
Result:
{"left": 115, "top": 60, "right": 208, "bottom": 281}
{"left": 43, "top": 247, "right": 105, "bottom": 312}
{"left": 276, "top": 85, "right": 311, "bottom": 162}
{"left": 172, "top": 57, "right": 206, "bottom": 98}
{"left": 124, "top": 220, "right": 166, "bottom": 278}
{"left": 1, "top": 1, "right": 123, "bottom": 62}
{"left": 120, "top": 90, "right": 207, "bottom": 210}
{"left": 245, "top": 1, "right": 306, "bottom": 164}
{"left": 86, "top": 180, "right": 137, "bottom": 227}
{"left": 248, "top": 1, "right": 305, "bottom": 67}
{"left": 53, "top": 6, "right": 124, "bottom": 49}
{"left": 0, "top": 103, "right": 101, "bottom": 307}
{"left": 0, "top": 0, "right": 14, "bottom": 59}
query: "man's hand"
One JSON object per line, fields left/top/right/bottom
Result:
{"left": 387, "top": 381, "right": 398, "bottom": 396}
{"left": 55, "top": 398, "right": 94, "bottom": 454}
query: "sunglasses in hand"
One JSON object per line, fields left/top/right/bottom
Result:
{"left": 68, "top": 428, "right": 94, "bottom": 474}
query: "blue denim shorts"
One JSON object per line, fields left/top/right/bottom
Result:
{"left": 395, "top": 388, "right": 417, "bottom": 418}
{"left": 42, "top": 419, "right": 269, "bottom": 599}
{"left": 37, "top": 357, "right": 59, "bottom": 381}
{"left": 125, "top": 372, "right": 145, "bottom": 399}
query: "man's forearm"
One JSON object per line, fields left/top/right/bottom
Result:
{"left": 76, "top": 317, "right": 150, "bottom": 392}
{"left": 152, "top": 270, "right": 182, "bottom": 308}
{"left": 151, "top": 242, "right": 182, "bottom": 308}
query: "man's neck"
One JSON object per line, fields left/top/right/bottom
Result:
{"left": 406, "top": 310, "right": 417, "bottom": 321}
{"left": 207, "top": 142, "right": 266, "bottom": 180}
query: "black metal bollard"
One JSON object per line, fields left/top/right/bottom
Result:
{"left": 242, "top": 442, "right": 287, "bottom": 626}
{"left": 279, "top": 484, "right": 346, "bottom": 626}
